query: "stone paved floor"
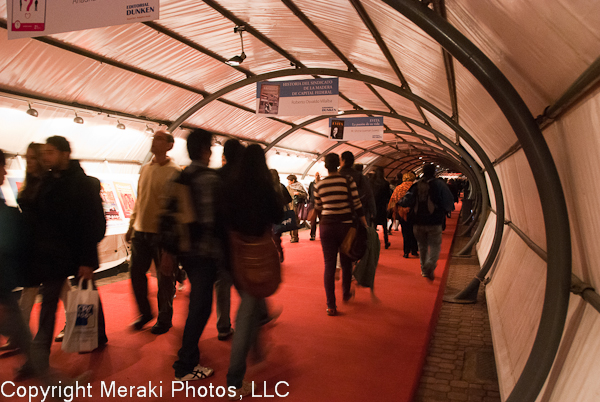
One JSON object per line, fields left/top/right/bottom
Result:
{"left": 413, "top": 231, "right": 501, "bottom": 402}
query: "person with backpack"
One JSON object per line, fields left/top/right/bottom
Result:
{"left": 17, "top": 136, "right": 107, "bottom": 379}
{"left": 158, "top": 129, "right": 225, "bottom": 382}
{"left": 399, "top": 164, "right": 454, "bottom": 280}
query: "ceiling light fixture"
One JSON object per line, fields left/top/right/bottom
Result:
{"left": 73, "top": 112, "right": 84, "bottom": 124}
{"left": 145, "top": 124, "right": 154, "bottom": 134}
{"left": 226, "top": 26, "right": 247, "bottom": 66}
{"left": 26, "top": 103, "right": 38, "bottom": 117}
{"left": 116, "top": 120, "right": 126, "bottom": 130}
{"left": 337, "top": 110, "right": 344, "bottom": 115}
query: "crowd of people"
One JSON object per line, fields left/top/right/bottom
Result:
{"left": 0, "top": 130, "right": 464, "bottom": 399}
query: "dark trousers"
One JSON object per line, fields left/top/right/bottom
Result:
{"left": 173, "top": 257, "right": 218, "bottom": 378}
{"left": 0, "top": 291, "right": 32, "bottom": 355}
{"left": 319, "top": 222, "right": 353, "bottom": 309}
{"left": 215, "top": 267, "right": 233, "bottom": 335}
{"left": 400, "top": 218, "right": 419, "bottom": 255}
{"left": 130, "top": 231, "right": 175, "bottom": 325}
{"left": 31, "top": 277, "right": 106, "bottom": 371}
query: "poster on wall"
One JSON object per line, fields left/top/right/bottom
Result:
{"left": 329, "top": 117, "right": 384, "bottom": 141}
{"left": 7, "top": 0, "right": 160, "bottom": 40}
{"left": 113, "top": 182, "right": 137, "bottom": 219}
{"left": 256, "top": 78, "right": 338, "bottom": 116}
{"left": 100, "top": 182, "right": 122, "bottom": 223}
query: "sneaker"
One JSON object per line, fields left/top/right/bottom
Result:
{"left": 230, "top": 380, "right": 253, "bottom": 400}
{"left": 310, "top": 235, "right": 315, "bottom": 241}
{"left": 218, "top": 328, "right": 234, "bottom": 341}
{"left": 54, "top": 326, "right": 66, "bottom": 342}
{"left": 175, "top": 365, "right": 214, "bottom": 381}
{"left": 326, "top": 308, "right": 337, "bottom": 316}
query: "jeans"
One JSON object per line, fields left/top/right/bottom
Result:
{"left": 319, "top": 222, "right": 353, "bottom": 309}
{"left": 173, "top": 257, "right": 218, "bottom": 377}
{"left": 20, "top": 280, "right": 69, "bottom": 326}
{"left": 227, "top": 290, "right": 262, "bottom": 389}
{"left": 215, "top": 267, "right": 233, "bottom": 335}
{"left": 130, "top": 231, "right": 175, "bottom": 325}
{"left": 31, "top": 277, "right": 106, "bottom": 371}
{"left": 413, "top": 225, "right": 443, "bottom": 275}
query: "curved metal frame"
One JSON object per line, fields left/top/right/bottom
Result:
{"left": 381, "top": 2, "right": 571, "bottom": 402}
{"left": 168, "top": 68, "right": 504, "bottom": 269}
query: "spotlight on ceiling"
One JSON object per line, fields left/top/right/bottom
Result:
{"left": 73, "top": 113, "right": 84, "bottom": 124}
{"left": 116, "top": 120, "right": 126, "bottom": 130}
{"left": 226, "top": 26, "right": 247, "bottom": 66}
{"left": 26, "top": 103, "right": 38, "bottom": 117}
{"left": 145, "top": 124, "right": 154, "bottom": 134}
{"left": 337, "top": 110, "right": 345, "bottom": 115}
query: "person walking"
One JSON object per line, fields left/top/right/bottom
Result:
{"left": 126, "top": 130, "right": 181, "bottom": 334}
{"left": 370, "top": 167, "right": 392, "bottom": 249}
{"left": 159, "top": 129, "right": 224, "bottom": 381}
{"left": 400, "top": 164, "right": 454, "bottom": 280}
{"left": 308, "top": 172, "right": 321, "bottom": 241}
{"left": 314, "top": 153, "right": 367, "bottom": 316}
{"left": 224, "top": 145, "right": 284, "bottom": 399}
{"left": 286, "top": 174, "right": 307, "bottom": 243}
{"left": 389, "top": 172, "right": 419, "bottom": 258}
{"left": 21, "top": 136, "right": 107, "bottom": 377}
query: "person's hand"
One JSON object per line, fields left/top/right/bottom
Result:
{"left": 78, "top": 266, "right": 94, "bottom": 280}
{"left": 125, "top": 226, "right": 134, "bottom": 243}
{"left": 160, "top": 251, "right": 177, "bottom": 277}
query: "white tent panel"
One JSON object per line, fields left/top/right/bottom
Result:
{"left": 543, "top": 86, "right": 600, "bottom": 287}
{"left": 495, "top": 149, "right": 546, "bottom": 250}
{"left": 366, "top": 86, "right": 428, "bottom": 122}
{"left": 51, "top": 23, "right": 248, "bottom": 93}
{"left": 486, "top": 230, "right": 546, "bottom": 399}
{"left": 275, "top": 135, "right": 331, "bottom": 155}
{"left": 203, "top": 0, "right": 348, "bottom": 70}
{"left": 538, "top": 301, "right": 600, "bottom": 402}
{"left": 454, "top": 63, "right": 517, "bottom": 161}
{"left": 159, "top": 0, "right": 293, "bottom": 75}
{"left": 449, "top": 0, "right": 600, "bottom": 113}
{"left": 362, "top": 0, "right": 452, "bottom": 116}
{"left": 475, "top": 209, "right": 499, "bottom": 269}
{"left": 291, "top": 1, "right": 400, "bottom": 86}
{"left": 421, "top": 109, "right": 458, "bottom": 142}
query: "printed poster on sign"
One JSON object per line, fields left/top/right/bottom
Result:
{"left": 100, "top": 182, "right": 122, "bottom": 223}
{"left": 329, "top": 117, "right": 384, "bottom": 141}
{"left": 7, "top": 0, "right": 159, "bottom": 40}
{"left": 256, "top": 78, "right": 338, "bottom": 116}
{"left": 113, "top": 182, "right": 136, "bottom": 219}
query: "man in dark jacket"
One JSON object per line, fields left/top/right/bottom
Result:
{"left": 23, "top": 136, "right": 107, "bottom": 375}
{"left": 401, "top": 164, "right": 454, "bottom": 280}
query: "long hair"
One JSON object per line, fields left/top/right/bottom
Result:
{"left": 19, "top": 142, "right": 43, "bottom": 200}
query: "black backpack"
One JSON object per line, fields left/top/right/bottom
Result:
{"left": 413, "top": 178, "right": 436, "bottom": 218}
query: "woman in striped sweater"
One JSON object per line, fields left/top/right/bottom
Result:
{"left": 314, "top": 153, "right": 368, "bottom": 316}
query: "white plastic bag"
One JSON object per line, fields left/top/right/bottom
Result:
{"left": 62, "top": 279, "right": 99, "bottom": 353}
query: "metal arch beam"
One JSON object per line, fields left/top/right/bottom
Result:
{"left": 301, "top": 142, "right": 395, "bottom": 178}
{"left": 166, "top": 68, "right": 504, "bottom": 297}
{"left": 382, "top": 3, "right": 570, "bottom": 402}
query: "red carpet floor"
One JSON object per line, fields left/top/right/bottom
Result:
{"left": 1, "top": 208, "right": 459, "bottom": 402}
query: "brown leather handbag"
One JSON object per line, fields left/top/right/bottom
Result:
{"left": 229, "top": 230, "right": 281, "bottom": 298}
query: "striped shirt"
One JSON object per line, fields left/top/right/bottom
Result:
{"left": 314, "top": 173, "right": 364, "bottom": 224}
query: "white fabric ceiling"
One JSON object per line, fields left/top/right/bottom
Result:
{"left": 0, "top": 0, "right": 598, "bottom": 178}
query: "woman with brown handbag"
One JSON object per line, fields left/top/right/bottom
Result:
{"left": 224, "top": 145, "right": 284, "bottom": 400}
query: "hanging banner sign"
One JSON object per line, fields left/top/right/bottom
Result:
{"left": 329, "top": 117, "right": 384, "bottom": 141}
{"left": 7, "top": 0, "right": 160, "bottom": 40}
{"left": 256, "top": 78, "right": 339, "bottom": 116}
